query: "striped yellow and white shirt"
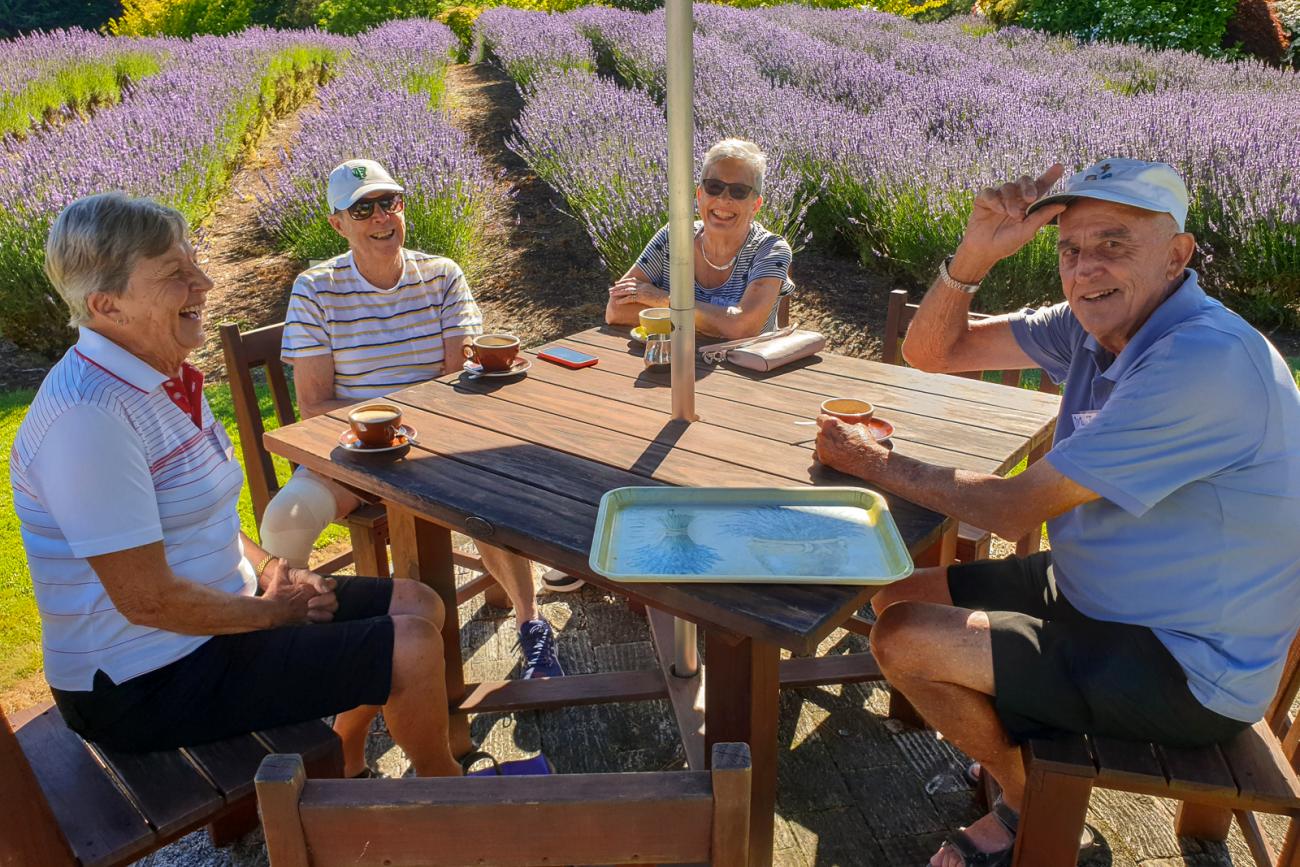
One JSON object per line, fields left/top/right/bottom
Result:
{"left": 281, "top": 249, "right": 484, "bottom": 399}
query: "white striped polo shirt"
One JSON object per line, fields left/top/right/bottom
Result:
{"left": 10, "top": 328, "right": 253, "bottom": 691}
{"left": 281, "top": 249, "right": 484, "bottom": 399}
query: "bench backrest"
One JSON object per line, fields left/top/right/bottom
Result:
{"left": 256, "top": 742, "right": 753, "bottom": 867}
{"left": 882, "top": 289, "right": 1059, "bottom": 395}
{"left": 219, "top": 322, "right": 297, "bottom": 525}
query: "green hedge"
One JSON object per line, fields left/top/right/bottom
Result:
{"left": 994, "top": 0, "right": 1239, "bottom": 57}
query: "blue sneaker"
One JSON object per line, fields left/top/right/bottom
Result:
{"left": 518, "top": 618, "right": 564, "bottom": 679}
{"left": 462, "top": 751, "right": 554, "bottom": 777}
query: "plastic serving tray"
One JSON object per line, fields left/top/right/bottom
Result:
{"left": 589, "top": 486, "right": 914, "bottom": 585}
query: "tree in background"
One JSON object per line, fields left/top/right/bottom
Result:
{"left": 1, "top": 0, "right": 123, "bottom": 35}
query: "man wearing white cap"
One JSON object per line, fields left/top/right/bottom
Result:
{"left": 260, "top": 160, "right": 564, "bottom": 774}
{"left": 816, "top": 159, "right": 1300, "bottom": 866}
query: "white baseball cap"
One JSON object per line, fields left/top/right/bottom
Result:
{"left": 1027, "top": 158, "right": 1189, "bottom": 231}
{"left": 326, "top": 159, "right": 404, "bottom": 212}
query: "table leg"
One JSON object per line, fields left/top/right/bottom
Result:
{"left": 705, "top": 628, "right": 779, "bottom": 867}
{"left": 385, "top": 503, "right": 470, "bottom": 755}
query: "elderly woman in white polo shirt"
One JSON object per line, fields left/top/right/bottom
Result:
{"left": 12, "top": 193, "right": 462, "bottom": 776}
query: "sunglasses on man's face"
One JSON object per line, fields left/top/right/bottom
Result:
{"left": 345, "top": 193, "right": 405, "bottom": 221}
{"left": 699, "top": 178, "right": 755, "bottom": 200}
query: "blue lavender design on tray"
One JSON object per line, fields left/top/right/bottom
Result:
{"left": 624, "top": 509, "right": 721, "bottom": 575}
{"left": 726, "top": 506, "right": 859, "bottom": 577}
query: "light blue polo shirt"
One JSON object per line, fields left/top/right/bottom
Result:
{"left": 1010, "top": 270, "right": 1300, "bottom": 722}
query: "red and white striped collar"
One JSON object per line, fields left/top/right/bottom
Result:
{"left": 73, "top": 327, "right": 172, "bottom": 393}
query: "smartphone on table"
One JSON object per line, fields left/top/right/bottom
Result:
{"left": 537, "top": 346, "right": 599, "bottom": 369}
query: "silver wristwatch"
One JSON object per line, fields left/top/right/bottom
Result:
{"left": 938, "top": 256, "right": 981, "bottom": 294}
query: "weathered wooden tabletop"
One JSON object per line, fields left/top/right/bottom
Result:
{"left": 263, "top": 325, "right": 1060, "bottom": 866}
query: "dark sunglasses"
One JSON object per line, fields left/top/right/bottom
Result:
{"left": 699, "top": 178, "right": 755, "bottom": 200}
{"left": 345, "top": 193, "right": 405, "bottom": 221}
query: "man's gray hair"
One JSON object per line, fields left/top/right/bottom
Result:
{"left": 44, "top": 193, "right": 188, "bottom": 327}
{"left": 701, "top": 139, "right": 767, "bottom": 196}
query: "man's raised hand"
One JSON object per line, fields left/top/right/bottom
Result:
{"left": 951, "top": 164, "right": 1068, "bottom": 283}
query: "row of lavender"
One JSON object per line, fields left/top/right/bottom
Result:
{"left": 477, "top": 5, "right": 826, "bottom": 282}
{"left": 0, "top": 30, "right": 345, "bottom": 356}
{"left": 481, "top": 5, "right": 1299, "bottom": 322}
{"left": 0, "top": 30, "right": 172, "bottom": 141}
{"left": 256, "top": 19, "right": 495, "bottom": 268}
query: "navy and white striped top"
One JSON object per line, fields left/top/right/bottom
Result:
{"left": 282, "top": 249, "right": 483, "bottom": 399}
{"left": 634, "top": 221, "right": 793, "bottom": 331}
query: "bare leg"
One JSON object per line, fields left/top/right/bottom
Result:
{"left": 382, "top": 612, "right": 461, "bottom": 776}
{"left": 871, "top": 601, "right": 1024, "bottom": 867}
{"left": 871, "top": 564, "right": 954, "bottom": 616}
{"left": 478, "top": 544, "right": 537, "bottom": 623}
{"left": 334, "top": 580, "right": 444, "bottom": 777}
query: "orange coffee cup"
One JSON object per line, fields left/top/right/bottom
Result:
{"left": 820, "top": 398, "right": 875, "bottom": 424}
{"left": 348, "top": 403, "right": 403, "bottom": 448}
{"left": 463, "top": 333, "right": 520, "bottom": 372}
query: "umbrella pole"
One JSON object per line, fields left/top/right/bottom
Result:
{"left": 666, "top": 0, "right": 699, "bottom": 677}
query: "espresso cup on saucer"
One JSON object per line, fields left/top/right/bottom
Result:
{"left": 349, "top": 403, "right": 403, "bottom": 448}
{"left": 820, "top": 398, "right": 874, "bottom": 425}
{"left": 463, "top": 333, "right": 520, "bottom": 372}
{"left": 639, "top": 308, "right": 672, "bottom": 336}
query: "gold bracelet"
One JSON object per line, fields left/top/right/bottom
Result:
{"left": 255, "top": 553, "right": 277, "bottom": 579}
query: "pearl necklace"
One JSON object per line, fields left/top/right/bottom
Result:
{"left": 697, "top": 232, "right": 738, "bottom": 271}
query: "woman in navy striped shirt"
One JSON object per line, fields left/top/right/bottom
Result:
{"left": 605, "top": 139, "right": 794, "bottom": 340}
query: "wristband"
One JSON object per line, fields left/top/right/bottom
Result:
{"left": 939, "top": 256, "right": 981, "bottom": 294}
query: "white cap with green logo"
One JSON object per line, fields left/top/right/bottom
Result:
{"left": 326, "top": 159, "right": 404, "bottom": 212}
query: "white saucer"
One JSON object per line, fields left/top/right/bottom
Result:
{"left": 338, "top": 424, "right": 418, "bottom": 454}
{"left": 463, "top": 357, "right": 531, "bottom": 378}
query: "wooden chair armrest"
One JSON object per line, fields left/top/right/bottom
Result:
{"left": 343, "top": 503, "right": 387, "bottom": 529}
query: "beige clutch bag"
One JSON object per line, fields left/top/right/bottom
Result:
{"left": 699, "top": 326, "right": 826, "bottom": 372}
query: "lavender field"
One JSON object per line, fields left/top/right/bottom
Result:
{"left": 482, "top": 5, "right": 1300, "bottom": 322}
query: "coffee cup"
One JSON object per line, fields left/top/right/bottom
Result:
{"left": 463, "top": 333, "right": 520, "bottom": 372}
{"left": 639, "top": 308, "right": 672, "bottom": 336}
{"left": 820, "top": 398, "right": 875, "bottom": 425}
{"left": 349, "top": 403, "right": 403, "bottom": 448}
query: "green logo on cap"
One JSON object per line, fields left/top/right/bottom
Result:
{"left": 351, "top": 166, "right": 367, "bottom": 180}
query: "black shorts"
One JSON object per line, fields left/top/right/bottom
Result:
{"left": 948, "top": 553, "right": 1248, "bottom": 747}
{"left": 52, "top": 576, "right": 395, "bottom": 752}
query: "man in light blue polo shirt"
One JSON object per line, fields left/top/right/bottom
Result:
{"left": 815, "top": 158, "right": 1300, "bottom": 867}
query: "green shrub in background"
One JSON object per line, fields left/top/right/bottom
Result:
{"left": 0, "top": 0, "right": 122, "bottom": 36}
{"left": 1277, "top": 0, "right": 1300, "bottom": 65}
{"left": 1008, "top": 0, "right": 1239, "bottom": 57}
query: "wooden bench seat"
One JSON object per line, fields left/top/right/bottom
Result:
{"left": 1013, "top": 635, "right": 1300, "bottom": 865}
{"left": 1, "top": 702, "right": 341, "bottom": 867}
{"left": 256, "top": 742, "right": 753, "bottom": 867}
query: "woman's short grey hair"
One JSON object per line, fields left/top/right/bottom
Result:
{"left": 44, "top": 193, "right": 188, "bottom": 327}
{"left": 701, "top": 139, "right": 767, "bottom": 196}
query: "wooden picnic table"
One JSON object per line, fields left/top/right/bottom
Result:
{"left": 263, "top": 325, "right": 1060, "bottom": 866}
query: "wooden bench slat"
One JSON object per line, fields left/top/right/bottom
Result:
{"left": 1091, "top": 736, "right": 1168, "bottom": 792}
{"left": 254, "top": 720, "right": 344, "bottom": 779}
{"left": 1157, "top": 742, "right": 1239, "bottom": 800}
{"left": 15, "top": 709, "right": 156, "bottom": 867}
{"left": 91, "top": 742, "right": 224, "bottom": 841}
{"left": 184, "top": 733, "right": 272, "bottom": 803}
{"left": 1220, "top": 721, "right": 1300, "bottom": 813}
{"left": 1024, "top": 734, "right": 1096, "bottom": 779}
{"left": 297, "top": 775, "right": 716, "bottom": 867}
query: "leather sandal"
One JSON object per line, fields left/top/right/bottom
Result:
{"left": 936, "top": 796, "right": 1019, "bottom": 866}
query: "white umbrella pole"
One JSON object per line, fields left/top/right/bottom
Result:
{"left": 666, "top": 0, "right": 695, "bottom": 424}
{"left": 666, "top": 0, "right": 698, "bottom": 678}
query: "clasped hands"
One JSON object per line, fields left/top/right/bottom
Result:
{"left": 608, "top": 276, "right": 667, "bottom": 308}
{"left": 263, "top": 557, "right": 338, "bottom": 625}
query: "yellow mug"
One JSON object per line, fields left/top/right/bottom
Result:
{"left": 639, "top": 307, "right": 672, "bottom": 336}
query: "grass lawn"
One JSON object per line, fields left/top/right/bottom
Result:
{"left": 1, "top": 357, "right": 1298, "bottom": 697}
{"left": 0, "top": 374, "right": 344, "bottom": 696}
